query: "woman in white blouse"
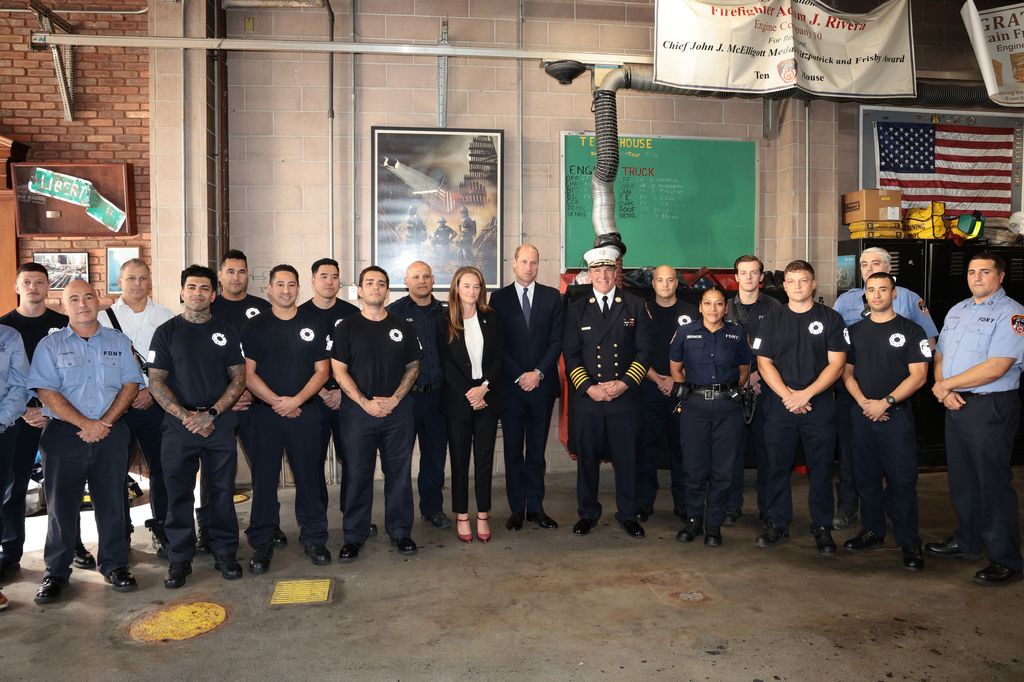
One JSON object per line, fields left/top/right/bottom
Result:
{"left": 437, "top": 266, "right": 504, "bottom": 543}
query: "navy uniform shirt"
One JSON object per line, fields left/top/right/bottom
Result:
{"left": 835, "top": 285, "right": 938, "bottom": 338}
{"left": 387, "top": 295, "right": 446, "bottom": 387}
{"left": 726, "top": 292, "right": 782, "bottom": 346}
{"left": 847, "top": 314, "right": 931, "bottom": 399}
{"left": 937, "top": 287, "right": 1024, "bottom": 392}
{"left": 28, "top": 326, "right": 143, "bottom": 420}
{"left": 241, "top": 311, "right": 329, "bottom": 399}
{"left": 211, "top": 294, "right": 271, "bottom": 333}
{"left": 645, "top": 298, "right": 699, "bottom": 376}
{"left": 752, "top": 302, "right": 849, "bottom": 390}
{"left": 149, "top": 316, "right": 244, "bottom": 408}
{"left": 332, "top": 313, "right": 421, "bottom": 398}
{"left": 298, "top": 298, "right": 360, "bottom": 390}
{"left": 669, "top": 320, "right": 752, "bottom": 386}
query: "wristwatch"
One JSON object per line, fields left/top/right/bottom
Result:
{"left": 885, "top": 395, "right": 896, "bottom": 406}
{"left": 207, "top": 407, "right": 219, "bottom": 416}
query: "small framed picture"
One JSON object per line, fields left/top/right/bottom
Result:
{"left": 106, "top": 247, "right": 140, "bottom": 294}
{"left": 32, "top": 252, "right": 89, "bottom": 291}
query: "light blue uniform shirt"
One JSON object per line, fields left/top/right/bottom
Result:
{"left": 0, "top": 324, "right": 29, "bottom": 430}
{"left": 936, "top": 287, "right": 1024, "bottom": 393}
{"left": 28, "top": 325, "right": 144, "bottom": 421}
{"left": 834, "top": 285, "right": 939, "bottom": 338}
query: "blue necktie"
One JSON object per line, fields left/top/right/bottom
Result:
{"left": 522, "top": 287, "right": 532, "bottom": 328}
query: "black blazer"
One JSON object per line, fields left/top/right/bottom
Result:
{"left": 489, "top": 282, "right": 564, "bottom": 399}
{"left": 437, "top": 308, "right": 505, "bottom": 417}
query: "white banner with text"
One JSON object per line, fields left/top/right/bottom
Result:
{"left": 963, "top": 0, "right": 1024, "bottom": 107}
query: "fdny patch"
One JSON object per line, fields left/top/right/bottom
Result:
{"left": 808, "top": 321, "right": 824, "bottom": 335}
{"left": 1012, "top": 314, "right": 1024, "bottom": 336}
{"left": 678, "top": 315, "right": 692, "bottom": 326}
{"left": 299, "top": 328, "right": 315, "bottom": 342}
{"left": 888, "top": 333, "right": 906, "bottom": 348}
{"left": 245, "top": 307, "right": 260, "bottom": 319}
{"left": 843, "top": 328, "right": 850, "bottom": 345}
{"left": 389, "top": 328, "right": 404, "bottom": 342}
{"left": 212, "top": 332, "right": 227, "bottom": 346}
{"left": 48, "top": 327, "right": 61, "bottom": 335}
{"left": 919, "top": 339, "right": 933, "bottom": 358}
{"left": 147, "top": 350, "right": 156, "bottom": 363}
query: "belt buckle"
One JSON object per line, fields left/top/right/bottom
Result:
{"left": 704, "top": 389, "right": 713, "bottom": 400}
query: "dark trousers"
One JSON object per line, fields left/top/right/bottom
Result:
{"left": 637, "top": 387, "right": 686, "bottom": 516}
{"left": 834, "top": 388, "right": 859, "bottom": 514}
{"left": 245, "top": 404, "right": 326, "bottom": 549}
{"left": 316, "top": 396, "right": 345, "bottom": 513}
{"left": 122, "top": 401, "right": 168, "bottom": 537}
{"left": 412, "top": 389, "right": 448, "bottom": 518}
{"left": 761, "top": 391, "right": 836, "bottom": 531}
{"left": 197, "top": 407, "right": 253, "bottom": 530}
{"left": 162, "top": 412, "right": 239, "bottom": 562}
{"left": 731, "top": 394, "right": 770, "bottom": 515}
{"left": 502, "top": 388, "right": 554, "bottom": 516}
{"left": 945, "top": 391, "right": 1022, "bottom": 571}
{"left": 851, "top": 405, "right": 919, "bottom": 546}
{"left": 680, "top": 396, "right": 743, "bottom": 527}
{"left": 340, "top": 399, "right": 414, "bottom": 544}
{"left": 1, "top": 421, "right": 35, "bottom": 561}
{"left": 447, "top": 408, "right": 498, "bottom": 514}
{"left": 573, "top": 409, "right": 638, "bottom": 524}
{"left": 40, "top": 419, "right": 131, "bottom": 579}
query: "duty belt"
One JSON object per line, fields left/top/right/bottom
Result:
{"left": 687, "top": 382, "right": 739, "bottom": 400}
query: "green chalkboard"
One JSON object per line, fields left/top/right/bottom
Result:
{"left": 561, "top": 132, "right": 757, "bottom": 269}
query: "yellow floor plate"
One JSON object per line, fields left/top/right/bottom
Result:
{"left": 232, "top": 493, "right": 250, "bottom": 504}
{"left": 269, "top": 578, "right": 333, "bottom": 606}
{"left": 128, "top": 601, "right": 226, "bottom": 642}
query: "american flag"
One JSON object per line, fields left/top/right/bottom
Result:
{"left": 875, "top": 122, "right": 1016, "bottom": 219}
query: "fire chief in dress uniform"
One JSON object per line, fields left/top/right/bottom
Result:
{"left": 563, "top": 247, "right": 652, "bottom": 538}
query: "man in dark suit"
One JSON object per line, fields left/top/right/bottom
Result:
{"left": 563, "top": 247, "right": 651, "bottom": 538}
{"left": 490, "top": 244, "right": 564, "bottom": 531}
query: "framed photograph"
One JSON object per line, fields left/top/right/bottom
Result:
{"left": 106, "top": 247, "right": 140, "bottom": 294}
{"left": 13, "top": 162, "right": 137, "bottom": 237}
{"left": 32, "top": 252, "right": 89, "bottom": 291}
{"left": 371, "top": 127, "right": 503, "bottom": 290}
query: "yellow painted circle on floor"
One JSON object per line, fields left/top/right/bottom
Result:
{"left": 128, "top": 602, "right": 226, "bottom": 642}
{"left": 233, "top": 493, "right": 250, "bottom": 504}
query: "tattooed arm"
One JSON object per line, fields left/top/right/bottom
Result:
{"left": 182, "top": 363, "right": 247, "bottom": 436}
{"left": 148, "top": 368, "right": 188, "bottom": 420}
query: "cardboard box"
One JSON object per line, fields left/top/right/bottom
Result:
{"left": 842, "top": 189, "right": 902, "bottom": 224}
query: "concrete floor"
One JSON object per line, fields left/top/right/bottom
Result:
{"left": 1, "top": 469, "right": 1023, "bottom": 681}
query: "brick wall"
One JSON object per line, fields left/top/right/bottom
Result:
{"left": 0, "top": 1, "right": 149, "bottom": 306}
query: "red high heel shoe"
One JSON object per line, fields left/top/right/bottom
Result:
{"left": 456, "top": 514, "right": 473, "bottom": 543}
{"left": 476, "top": 513, "right": 491, "bottom": 543}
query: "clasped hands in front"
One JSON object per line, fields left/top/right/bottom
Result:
{"left": 586, "top": 380, "right": 627, "bottom": 402}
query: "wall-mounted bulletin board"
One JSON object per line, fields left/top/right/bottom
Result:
{"left": 560, "top": 132, "right": 757, "bottom": 269}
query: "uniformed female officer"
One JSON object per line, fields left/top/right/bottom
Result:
{"left": 669, "top": 287, "right": 752, "bottom": 547}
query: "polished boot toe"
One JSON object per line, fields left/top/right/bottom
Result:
{"left": 925, "top": 536, "right": 981, "bottom": 560}
{"left": 526, "top": 512, "right": 559, "bottom": 529}
{"left": 392, "top": 536, "right": 418, "bottom": 556}
{"left": 676, "top": 517, "right": 704, "bottom": 544}
{"left": 105, "top": 567, "right": 138, "bottom": 592}
{"left": 249, "top": 544, "right": 273, "bottom": 574}
{"left": 901, "top": 544, "right": 924, "bottom": 572}
{"left": 973, "top": 562, "right": 1023, "bottom": 586}
{"left": 635, "top": 508, "right": 653, "bottom": 523}
{"left": 423, "top": 511, "right": 453, "bottom": 529}
{"left": 844, "top": 529, "right": 886, "bottom": 552}
{"left": 304, "top": 544, "right": 332, "bottom": 566}
{"left": 271, "top": 527, "right": 288, "bottom": 548}
{"left": 338, "top": 542, "right": 363, "bottom": 562}
{"left": 34, "top": 576, "right": 68, "bottom": 604}
{"left": 621, "top": 519, "right": 645, "bottom": 538}
{"left": 214, "top": 555, "right": 243, "bottom": 580}
{"left": 755, "top": 524, "right": 789, "bottom": 547}
{"left": 164, "top": 561, "right": 192, "bottom": 589}
{"left": 704, "top": 526, "right": 722, "bottom": 547}
{"left": 572, "top": 518, "right": 595, "bottom": 536}
{"left": 195, "top": 526, "right": 211, "bottom": 554}
{"left": 72, "top": 544, "right": 96, "bottom": 570}
{"left": 813, "top": 526, "right": 837, "bottom": 557}
{"left": 506, "top": 512, "right": 524, "bottom": 532}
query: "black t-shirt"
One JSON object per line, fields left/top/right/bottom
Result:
{"left": 726, "top": 293, "right": 781, "bottom": 343}
{"left": 847, "top": 314, "right": 931, "bottom": 399}
{"left": 332, "top": 313, "right": 421, "bottom": 398}
{"left": 241, "top": 310, "right": 330, "bottom": 398}
{"left": 211, "top": 294, "right": 271, "bottom": 333}
{"left": 752, "top": 302, "right": 849, "bottom": 390}
{"left": 298, "top": 298, "right": 360, "bottom": 391}
{"left": 149, "top": 316, "right": 244, "bottom": 408}
{"left": 646, "top": 298, "right": 699, "bottom": 375}
{"left": 0, "top": 308, "right": 68, "bottom": 360}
